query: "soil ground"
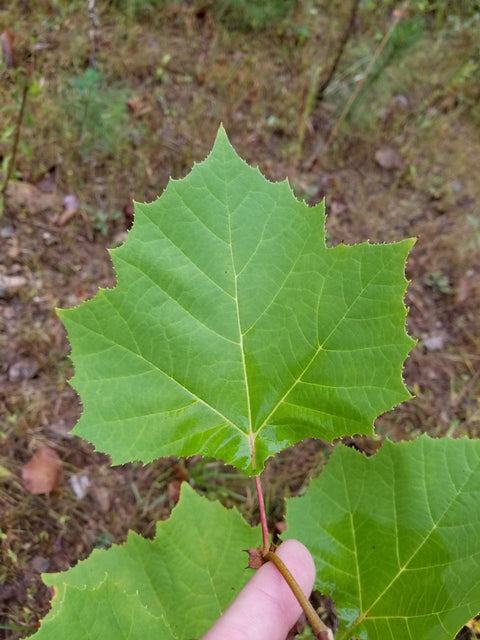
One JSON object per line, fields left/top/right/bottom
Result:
{"left": 1, "top": 2, "right": 479, "bottom": 638}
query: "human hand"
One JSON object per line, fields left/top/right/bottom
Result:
{"left": 201, "top": 539, "right": 316, "bottom": 640}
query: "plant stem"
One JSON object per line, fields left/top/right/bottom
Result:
{"left": 326, "top": 1, "right": 409, "bottom": 149}
{"left": 295, "top": 65, "right": 322, "bottom": 166}
{"left": 254, "top": 475, "right": 332, "bottom": 638}
{"left": 295, "top": 0, "right": 359, "bottom": 165}
{"left": 254, "top": 474, "right": 270, "bottom": 554}
{"left": 0, "top": 73, "right": 29, "bottom": 200}
{"left": 316, "top": 0, "right": 360, "bottom": 102}
{"left": 263, "top": 550, "right": 333, "bottom": 640}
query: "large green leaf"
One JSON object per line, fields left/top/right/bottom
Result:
{"left": 284, "top": 436, "right": 480, "bottom": 640}
{"left": 59, "top": 126, "right": 414, "bottom": 472}
{"left": 33, "top": 483, "right": 261, "bottom": 640}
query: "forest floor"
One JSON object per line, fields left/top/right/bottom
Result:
{"left": 1, "top": 1, "right": 480, "bottom": 638}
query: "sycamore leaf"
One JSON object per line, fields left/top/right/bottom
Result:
{"left": 33, "top": 578, "right": 175, "bottom": 640}
{"left": 59, "top": 126, "right": 414, "bottom": 473}
{"left": 33, "top": 483, "right": 261, "bottom": 640}
{"left": 284, "top": 436, "right": 480, "bottom": 640}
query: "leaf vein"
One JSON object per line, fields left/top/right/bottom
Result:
{"left": 69, "top": 314, "right": 246, "bottom": 438}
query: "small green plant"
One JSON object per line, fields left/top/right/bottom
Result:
{"left": 326, "top": 10, "right": 424, "bottom": 142}
{"left": 362, "top": 0, "right": 479, "bottom": 27}
{"left": 0, "top": 67, "right": 41, "bottom": 215}
{"left": 31, "top": 128, "right": 480, "bottom": 640}
{"left": 110, "top": 0, "right": 165, "bottom": 20}
{"left": 63, "top": 68, "right": 130, "bottom": 160}
{"left": 84, "top": 204, "right": 121, "bottom": 236}
{"left": 424, "top": 270, "right": 453, "bottom": 295}
{"left": 211, "top": 0, "right": 297, "bottom": 31}
{"left": 467, "top": 214, "right": 480, "bottom": 249}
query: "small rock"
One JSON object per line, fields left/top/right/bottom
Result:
{"left": 0, "top": 274, "right": 27, "bottom": 297}
{"left": 422, "top": 334, "right": 446, "bottom": 351}
{"left": 57, "top": 194, "right": 80, "bottom": 226}
{"left": 3, "top": 305, "right": 16, "bottom": 320}
{"left": 70, "top": 473, "right": 90, "bottom": 499}
{"left": 113, "top": 231, "right": 128, "bottom": 246}
{"left": 49, "top": 420, "right": 74, "bottom": 440}
{"left": 392, "top": 94, "right": 408, "bottom": 108}
{"left": 30, "top": 555, "right": 50, "bottom": 573}
{"left": 330, "top": 200, "right": 347, "bottom": 216}
{"left": 0, "top": 225, "right": 16, "bottom": 238}
{"left": 374, "top": 147, "right": 403, "bottom": 170}
{"left": 93, "top": 486, "right": 111, "bottom": 512}
{"left": 42, "top": 231, "right": 56, "bottom": 246}
{"left": 8, "top": 357, "right": 39, "bottom": 382}
{"left": 62, "top": 193, "right": 80, "bottom": 213}
{"left": 7, "top": 240, "right": 20, "bottom": 259}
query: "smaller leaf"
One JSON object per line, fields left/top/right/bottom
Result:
{"left": 35, "top": 483, "right": 260, "bottom": 640}
{"left": 284, "top": 436, "right": 480, "bottom": 640}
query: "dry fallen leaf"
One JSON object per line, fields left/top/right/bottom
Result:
{"left": 127, "top": 95, "right": 151, "bottom": 117}
{"left": 21, "top": 446, "right": 62, "bottom": 494}
{"left": 1, "top": 28, "right": 15, "bottom": 68}
{"left": 167, "top": 479, "right": 182, "bottom": 504}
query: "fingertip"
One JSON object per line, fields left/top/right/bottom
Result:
{"left": 201, "top": 539, "right": 316, "bottom": 640}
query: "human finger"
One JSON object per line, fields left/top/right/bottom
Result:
{"left": 201, "top": 539, "right": 316, "bottom": 640}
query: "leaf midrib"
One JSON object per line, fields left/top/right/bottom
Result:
{"left": 225, "top": 170, "right": 255, "bottom": 458}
